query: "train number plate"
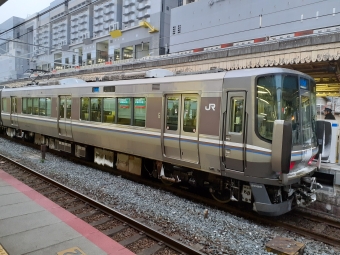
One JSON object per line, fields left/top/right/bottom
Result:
{"left": 242, "top": 185, "right": 251, "bottom": 203}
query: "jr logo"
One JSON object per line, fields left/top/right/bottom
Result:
{"left": 205, "top": 104, "right": 216, "bottom": 111}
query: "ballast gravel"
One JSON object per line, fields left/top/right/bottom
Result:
{"left": 0, "top": 137, "right": 338, "bottom": 255}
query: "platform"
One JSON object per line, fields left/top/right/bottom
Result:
{"left": 308, "top": 163, "right": 340, "bottom": 217}
{"left": 0, "top": 170, "right": 135, "bottom": 255}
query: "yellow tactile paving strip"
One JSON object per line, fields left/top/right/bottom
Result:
{"left": 0, "top": 244, "right": 9, "bottom": 255}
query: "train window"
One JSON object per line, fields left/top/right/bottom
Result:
{"left": 2, "top": 98, "right": 7, "bottom": 112}
{"left": 81, "top": 97, "right": 90, "bottom": 121}
{"left": 133, "top": 98, "right": 146, "bottom": 127}
{"left": 166, "top": 97, "right": 179, "bottom": 131}
{"left": 33, "top": 98, "right": 39, "bottom": 115}
{"left": 39, "top": 98, "right": 46, "bottom": 116}
{"left": 230, "top": 98, "right": 243, "bottom": 133}
{"left": 59, "top": 97, "right": 65, "bottom": 118}
{"left": 66, "top": 97, "right": 72, "bottom": 119}
{"left": 256, "top": 75, "right": 299, "bottom": 143}
{"left": 11, "top": 97, "right": 17, "bottom": 113}
{"left": 39, "top": 98, "right": 51, "bottom": 116}
{"left": 183, "top": 97, "right": 197, "bottom": 133}
{"left": 46, "top": 98, "right": 51, "bottom": 116}
{"left": 118, "top": 98, "right": 131, "bottom": 125}
{"left": 22, "top": 98, "right": 27, "bottom": 114}
{"left": 103, "top": 98, "right": 116, "bottom": 123}
{"left": 27, "top": 98, "right": 32, "bottom": 114}
{"left": 90, "top": 98, "right": 102, "bottom": 122}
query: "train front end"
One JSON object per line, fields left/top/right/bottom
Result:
{"left": 254, "top": 70, "right": 323, "bottom": 215}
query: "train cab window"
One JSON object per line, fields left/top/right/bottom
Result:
{"left": 133, "top": 98, "right": 146, "bottom": 127}
{"left": 81, "top": 97, "right": 90, "bottom": 121}
{"left": 166, "top": 97, "right": 179, "bottom": 131}
{"left": 90, "top": 98, "right": 102, "bottom": 122}
{"left": 1, "top": 98, "right": 7, "bottom": 112}
{"left": 33, "top": 98, "right": 39, "bottom": 115}
{"left": 230, "top": 98, "right": 244, "bottom": 133}
{"left": 257, "top": 75, "right": 299, "bottom": 143}
{"left": 103, "top": 98, "right": 116, "bottom": 123}
{"left": 183, "top": 97, "right": 197, "bottom": 133}
{"left": 118, "top": 98, "right": 131, "bottom": 125}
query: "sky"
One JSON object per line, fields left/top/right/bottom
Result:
{"left": 0, "top": 0, "right": 51, "bottom": 24}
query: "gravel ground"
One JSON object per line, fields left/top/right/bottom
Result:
{"left": 0, "top": 137, "right": 339, "bottom": 255}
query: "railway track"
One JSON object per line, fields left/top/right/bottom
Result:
{"left": 0, "top": 155, "right": 205, "bottom": 255}
{"left": 1, "top": 137, "right": 340, "bottom": 254}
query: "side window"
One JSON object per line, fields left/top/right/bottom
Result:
{"left": 230, "top": 97, "right": 244, "bottom": 133}
{"left": 59, "top": 97, "right": 65, "bottom": 118}
{"left": 39, "top": 98, "right": 46, "bottom": 116}
{"left": 166, "top": 97, "right": 179, "bottom": 131}
{"left": 33, "top": 98, "right": 39, "bottom": 115}
{"left": 133, "top": 98, "right": 146, "bottom": 127}
{"left": 2, "top": 98, "right": 7, "bottom": 112}
{"left": 183, "top": 97, "right": 197, "bottom": 133}
{"left": 81, "top": 97, "right": 90, "bottom": 120}
{"left": 118, "top": 98, "right": 131, "bottom": 125}
{"left": 27, "top": 98, "right": 32, "bottom": 114}
{"left": 103, "top": 98, "right": 116, "bottom": 123}
{"left": 90, "top": 98, "right": 101, "bottom": 122}
{"left": 22, "top": 98, "right": 27, "bottom": 114}
{"left": 46, "top": 98, "right": 51, "bottom": 116}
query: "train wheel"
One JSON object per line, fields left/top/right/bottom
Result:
{"left": 210, "top": 189, "right": 231, "bottom": 203}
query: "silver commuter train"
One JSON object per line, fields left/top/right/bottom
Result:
{"left": 0, "top": 67, "right": 322, "bottom": 216}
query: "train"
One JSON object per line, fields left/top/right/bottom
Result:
{"left": 0, "top": 67, "right": 323, "bottom": 216}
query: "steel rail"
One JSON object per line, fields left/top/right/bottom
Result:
{"left": 0, "top": 154, "right": 205, "bottom": 255}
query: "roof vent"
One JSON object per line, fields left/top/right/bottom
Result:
{"left": 145, "top": 69, "right": 173, "bottom": 78}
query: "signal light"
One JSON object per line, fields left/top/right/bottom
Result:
{"left": 289, "top": 161, "right": 295, "bottom": 171}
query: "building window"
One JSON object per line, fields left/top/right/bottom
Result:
{"left": 114, "top": 49, "right": 120, "bottom": 61}
{"left": 122, "top": 46, "right": 133, "bottom": 60}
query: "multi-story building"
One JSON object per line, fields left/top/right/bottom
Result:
{"left": 0, "top": 17, "right": 30, "bottom": 81}
{"left": 0, "top": 0, "right": 182, "bottom": 81}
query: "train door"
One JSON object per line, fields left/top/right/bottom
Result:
{"left": 163, "top": 95, "right": 181, "bottom": 159}
{"left": 223, "top": 91, "right": 246, "bottom": 171}
{"left": 180, "top": 95, "right": 199, "bottom": 163}
{"left": 58, "top": 96, "right": 72, "bottom": 138}
{"left": 163, "top": 94, "right": 199, "bottom": 163}
{"left": 10, "top": 96, "right": 18, "bottom": 127}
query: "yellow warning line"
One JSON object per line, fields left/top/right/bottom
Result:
{"left": 0, "top": 244, "right": 9, "bottom": 255}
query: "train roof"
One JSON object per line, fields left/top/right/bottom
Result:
{"left": 2, "top": 67, "right": 312, "bottom": 92}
